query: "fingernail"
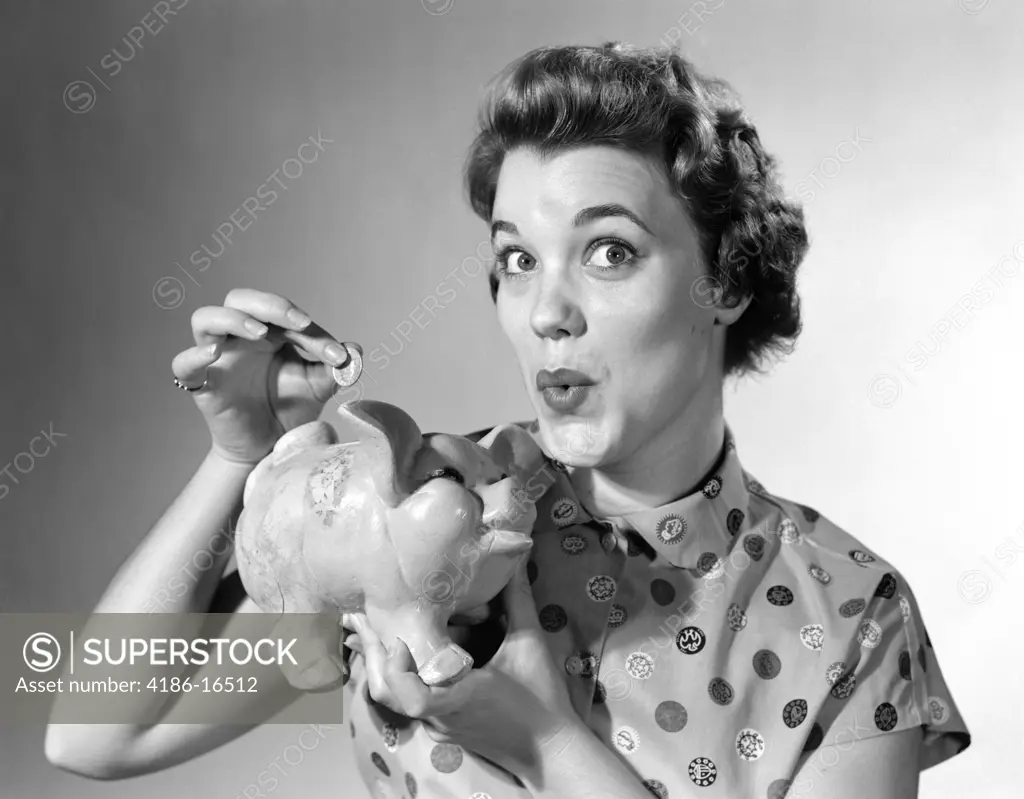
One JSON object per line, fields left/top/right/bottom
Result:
{"left": 287, "top": 308, "right": 311, "bottom": 329}
{"left": 325, "top": 343, "right": 349, "bottom": 366}
{"left": 207, "top": 342, "right": 220, "bottom": 357}
{"left": 244, "top": 319, "right": 268, "bottom": 337}
{"left": 420, "top": 645, "right": 474, "bottom": 687}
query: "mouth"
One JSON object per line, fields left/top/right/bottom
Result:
{"left": 536, "top": 368, "right": 596, "bottom": 413}
{"left": 536, "top": 368, "right": 596, "bottom": 390}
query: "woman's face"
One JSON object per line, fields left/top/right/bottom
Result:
{"left": 491, "top": 144, "right": 739, "bottom": 469}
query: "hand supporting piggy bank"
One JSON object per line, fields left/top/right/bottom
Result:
{"left": 234, "top": 400, "right": 545, "bottom": 692}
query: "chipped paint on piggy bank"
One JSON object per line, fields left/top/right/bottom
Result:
{"left": 235, "top": 400, "right": 544, "bottom": 691}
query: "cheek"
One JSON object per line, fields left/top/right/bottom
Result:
{"left": 496, "top": 292, "right": 537, "bottom": 377}
{"left": 496, "top": 292, "right": 523, "bottom": 346}
{"left": 599, "top": 280, "right": 713, "bottom": 388}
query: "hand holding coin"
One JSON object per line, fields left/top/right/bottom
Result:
{"left": 332, "top": 343, "right": 363, "bottom": 387}
{"left": 170, "top": 288, "right": 365, "bottom": 465}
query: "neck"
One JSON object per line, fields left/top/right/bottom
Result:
{"left": 569, "top": 392, "right": 726, "bottom": 518}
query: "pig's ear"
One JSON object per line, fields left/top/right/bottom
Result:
{"left": 243, "top": 421, "right": 338, "bottom": 506}
{"left": 337, "top": 401, "right": 423, "bottom": 506}
{"left": 483, "top": 423, "right": 546, "bottom": 477}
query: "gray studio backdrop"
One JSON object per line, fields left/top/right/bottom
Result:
{"left": 2, "top": 1, "right": 1022, "bottom": 798}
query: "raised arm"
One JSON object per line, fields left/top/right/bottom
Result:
{"left": 45, "top": 288, "right": 356, "bottom": 779}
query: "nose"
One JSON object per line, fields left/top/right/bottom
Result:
{"left": 529, "top": 269, "right": 586, "bottom": 340}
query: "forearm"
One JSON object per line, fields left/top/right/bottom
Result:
{"left": 95, "top": 446, "right": 251, "bottom": 614}
{"left": 48, "top": 448, "right": 254, "bottom": 730}
{"left": 523, "top": 723, "right": 652, "bottom": 799}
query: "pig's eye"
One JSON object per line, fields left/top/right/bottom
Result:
{"left": 425, "top": 467, "right": 465, "bottom": 485}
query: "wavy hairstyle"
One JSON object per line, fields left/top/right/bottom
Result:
{"left": 463, "top": 42, "right": 809, "bottom": 376}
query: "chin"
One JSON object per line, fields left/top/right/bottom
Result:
{"left": 539, "top": 418, "right": 611, "bottom": 468}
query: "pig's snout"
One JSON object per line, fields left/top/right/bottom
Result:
{"left": 477, "top": 476, "right": 537, "bottom": 534}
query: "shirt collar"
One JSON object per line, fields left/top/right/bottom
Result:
{"left": 526, "top": 422, "right": 749, "bottom": 570}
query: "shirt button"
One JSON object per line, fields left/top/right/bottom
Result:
{"left": 588, "top": 519, "right": 617, "bottom": 549}
{"left": 565, "top": 651, "right": 600, "bottom": 678}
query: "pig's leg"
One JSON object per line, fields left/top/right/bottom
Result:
{"left": 271, "top": 601, "right": 346, "bottom": 692}
{"left": 363, "top": 600, "right": 474, "bottom": 688}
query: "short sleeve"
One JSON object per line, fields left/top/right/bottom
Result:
{"left": 813, "top": 571, "right": 971, "bottom": 770}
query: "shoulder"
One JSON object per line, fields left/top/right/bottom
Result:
{"left": 741, "top": 484, "right": 953, "bottom": 699}
{"left": 737, "top": 481, "right": 930, "bottom": 646}
{"left": 745, "top": 480, "right": 903, "bottom": 587}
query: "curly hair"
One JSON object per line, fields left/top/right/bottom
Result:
{"left": 463, "top": 42, "right": 810, "bottom": 376}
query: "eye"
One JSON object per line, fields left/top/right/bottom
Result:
{"left": 495, "top": 248, "right": 537, "bottom": 277}
{"left": 423, "top": 466, "right": 485, "bottom": 513}
{"left": 587, "top": 240, "right": 637, "bottom": 269}
{"left": 425, "top": 467, "right": 465, "bottom": 485}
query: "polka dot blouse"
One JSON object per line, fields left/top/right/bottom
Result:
{"left": 344, "top": 423, "right": 970, "bottom": 798}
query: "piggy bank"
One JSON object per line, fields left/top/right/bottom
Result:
{"left": 234, "top": 400, "right": 545, "bottom": 692}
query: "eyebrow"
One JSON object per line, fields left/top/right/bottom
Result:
{"left": 490, "top": 203, "right": 654, "bottom": 242}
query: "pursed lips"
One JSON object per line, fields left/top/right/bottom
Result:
{"left": 535, "top": 367, "right": 596, "bottom": 389}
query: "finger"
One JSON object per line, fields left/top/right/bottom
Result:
{"left": 191, "top": 306, "right": 274, "bottom": 347}
{"left": 303, "top": 359, "right": 343, "bottom": 405}
{"left": 449, "top": 604, "right": 492, "bottom": 626}
{"left": 348, "top": 615, "right": 402, "bottom": 713}
{"left": 222, "top": 288, "right": 351, "bottom": 367}
{"left": 502, "top": 555, "right": 539, "bottom": 632}
{"left": 422, "top": 723, "right": 452, "bottom": 744}
{"left": 383, "top": 638, "right": 445, "bottom": 718}
{"left": 280, "top": 326, "right": 353, "bottom": 368}
{"left": 171, "top": 342, "right": 223, "bottom": 386}
{"left": 385, "top": 636, "right": 418, "bottom": 676}
{"left": 222, "top": 288, "right": 316, "bottom": 332}
{"left": 343, "top": 632, "right": 363, "bottom": 656}
{"left": 272, "top": 613, "right": 345, "bottom": 692}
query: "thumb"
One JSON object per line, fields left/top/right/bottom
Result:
{"left": 502, "top": 554, "right": 538, "bottom": 631}
{"left": 306, "top": 360, "right": 343, "bottom": 404}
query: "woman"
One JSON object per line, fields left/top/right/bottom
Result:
{"left": 45, "top": 43, "right": 970, "bottom": 798}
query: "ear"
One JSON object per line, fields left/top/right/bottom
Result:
{"left": 336, "top": 400, "right": 423, "bottom": 506}
{"left": 483, "top": 423, "right": 546, "bottom": 477}
{"left": 713, "top": 293, "right": 753, "bottom": 326}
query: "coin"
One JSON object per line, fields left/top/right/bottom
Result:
{"left": 332, "top": 343, "right": 363, "bottom": 387}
